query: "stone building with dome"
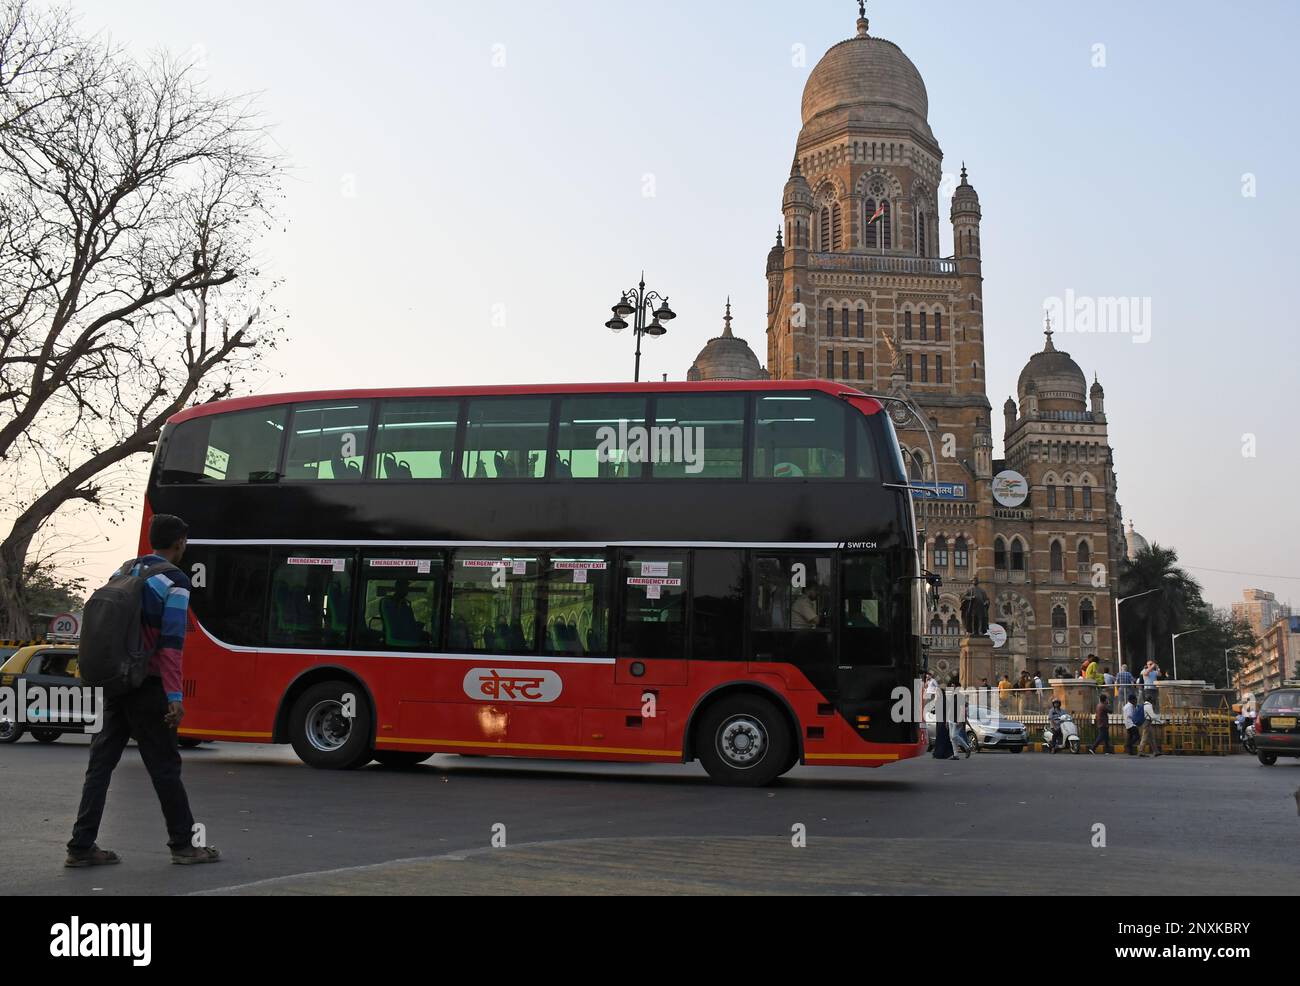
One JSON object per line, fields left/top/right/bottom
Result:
{"left": 687, "top": 299, "right": 768, "bottom": 382}
{"left": 740, "top": 4, "right": 1128, "bottom": 683}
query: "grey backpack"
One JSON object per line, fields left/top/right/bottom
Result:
{"left": 78, "top": 557, "right": 178, "bottom": 698}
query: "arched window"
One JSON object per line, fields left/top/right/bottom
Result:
{"left": 935, "top": 311, "right": 943, "bottom": 340}
{"left": 1080, "top": 599, "right": 1096, "bottom": 628}
{"left": 1010, "top": 538, "right": 1025, "bottom": 571}
{"left": 945, "top": 616, "right": 961, "bottom": 636}
{"left": 1047, "top": 484, "right": 1057, "bottom": 508}
{"left": 864, "top": 198, "right": 878, "bottom": 248}
{"left": 880, "top": 200, "right": 891, "bottom": 248}
{"left": 831, "top": 203, "right": 842, "bottom": 251}
{"left": 916, "top": 208, "right": 926, "bottom": 255}
{"left": 905, "top": 353, "right": 913, "bottom": 382}
{"left": 929, "top": 616, "right": 943, "bottom": 637}
{"left": 994, "top": 536, "right": 1006, "bottom": 570}
{"left": 1064, "top": 485, "right": 1075, "bottom": 509}
{"left": 954, "top": 536, "right": 968, "bottom": 571}
{"left": 819, "top": 207, "right": 831, "bottom": 251}
{"left": 856, "top": 307, "right": 865, "bottom": 338}
{"left": 825, "top": 305, "right": 833, "bottom": 337}
{"left": 936, "top": 355, "right": 943, "bottom": 383}
{"left": 1052, "top": 605, "right": 1067, "bottom": 630}
{"left": 920, "top": 309, "right": 928, "bottom": 340}
{"left": 841, "top": 306, "right": 849, "bottom": 338}
{"left": 794, "top": 354, "right": 801, "bottom": 373}
{"left": 1077, "top": 540, "right": 1091, "bottom": 574}
{"left": 933, "top": 536, "right": 949, "bottom": 570}
{"left": 1082, "top": 485, "right": 1093, "bottom": 509}
{"left": 904, "top": 310, "right": 913, "bottom": 340}
{"left": 1050, "top": 540, "right": 1064, "bottom": 575}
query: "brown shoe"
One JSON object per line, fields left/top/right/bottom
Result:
{"left": 65, "top": 845, "right": 120, "bottom": 867}
{"left": 171, "top": 845, "right": 221, "bottom": 865}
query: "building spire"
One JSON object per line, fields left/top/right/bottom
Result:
{"left": 722, "top": 297, "right": 733, "bottom": 338}
{"left": 1043, "top": 310, "right": 1056, "bottom": 351}
{"left": 775, "top": 227, "right": 783, "bottom": 247}
{"left": 856, "top": 0, "right": 869, "bottom": 37}
{"left": 960, "top": 161, "right": 968, "bottom": 184}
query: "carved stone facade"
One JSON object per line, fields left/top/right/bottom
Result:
{"left": 762, "top": 9, "right": 1126, "bottom": 683}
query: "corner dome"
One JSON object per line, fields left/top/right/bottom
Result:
{"left": 687, "top": 300, "right": 768, "bottom": 382}
{"left": 800, "top": 16, "right": 934, "bottom": 144}
{"left": 1017, "top": 324, "right": 1086, "bottom": 409}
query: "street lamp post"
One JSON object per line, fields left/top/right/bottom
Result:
{"left": 604, "top": 273, "right": 675, "bottom": 382}
{"left": 1171, "top": 627, "right": 1207, "bottom": 681}
{"left": 1114, "top": 586, "right": 1161, "bottom": 671}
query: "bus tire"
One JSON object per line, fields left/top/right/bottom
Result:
{"left": 373, "top": 750, "right": 433, "bottom": 768}
{"left": 0, "top": 719, "right": 23, "bottom": 744}
{"left": 31, "top": 728, "right": 61, "bottom": 743}
{"left": 289, "top": 681, "right": 374, "bottom": 770}
{"left": 696, "top": 694, "right": 792, "bottom": 787}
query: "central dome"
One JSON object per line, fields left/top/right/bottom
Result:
{"left": 1017, "top": 328, "right": 1087, "bottom": 409}
{"left": 800, "top": 19, "right": 934, "bottom": 144}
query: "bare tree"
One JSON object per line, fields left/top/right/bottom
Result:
{"left": 0, "top": 1, "right": 285, "bottom": 635}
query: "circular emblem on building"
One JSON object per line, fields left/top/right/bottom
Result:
{"left": 986, "top": 623, "right": 1007, "bottom": 648}
{"left": 992, "top": 469, "right": 1028, "bottom": 507}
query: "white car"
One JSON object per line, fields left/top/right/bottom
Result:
{"left": 925, "top": 701, "right": 1027, "bottom": 753}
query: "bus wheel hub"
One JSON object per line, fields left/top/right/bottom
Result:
{"left": 720, "top": 717, "right": 766, "bottom": 765}
{"left": 306, "top": 700, "right": 351, "bottom": 752}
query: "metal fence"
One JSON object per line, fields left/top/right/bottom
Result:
{"left": 936, "top": 687, "right": 1236, "bottom": 755}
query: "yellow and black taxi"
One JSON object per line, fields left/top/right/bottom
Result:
{"left": 0, "top": 643, "right": 91, "bottom": 743}
{"left": 1255, "top": 686, "right": 1300, "bottom": 765}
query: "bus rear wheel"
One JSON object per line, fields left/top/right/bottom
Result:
{"left": 31, "top": 728, "right": 61, "bottom": 743}
{"left": 697, "top": 694, "right": 792, "bottom": 787}
{"left": 289, "top": 681, "right": 373, "bottom": 770}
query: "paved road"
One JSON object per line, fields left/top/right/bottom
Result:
{"left": 4, "top": 735, "right": 1297, "bottom": 894}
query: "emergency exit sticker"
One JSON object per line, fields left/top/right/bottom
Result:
{"left": 289, "top": 557, "right": 346, "bottom": 572}
{"left": 368, "top": 559, "right": 432, "bottom": 574}
{"left": 640, "top": 561, "right": 669, "bottom": 578}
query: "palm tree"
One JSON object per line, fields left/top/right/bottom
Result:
{"left": 1117, "top": 543, "right": 1205, "bottom": 670}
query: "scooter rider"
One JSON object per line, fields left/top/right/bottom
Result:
{"left": 1048, "top": 699, "right": 1066, "bottom": 752}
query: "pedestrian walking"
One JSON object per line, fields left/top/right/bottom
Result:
{"left": 1138, "top": 693, "right": 1163, "bottom": 757}
{"left": 1089, "top": 694, "right": 1113, "bottom": 754}
{"left": 66, "top": 514, "right": 221, "bottom": 867}
{"left": 1122, "top": 692, "right": 1141, "bottom": 755}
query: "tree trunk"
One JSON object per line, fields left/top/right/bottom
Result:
{"left": 0, "top": 539, "right": 34, "bottom": 639}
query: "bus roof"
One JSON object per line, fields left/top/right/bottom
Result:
{"left": 169, "top": 379, "right": 883, "bottom": 425}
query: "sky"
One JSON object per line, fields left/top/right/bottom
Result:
{"left": 57, "top": 0, "right": 1300, "bottom": 610}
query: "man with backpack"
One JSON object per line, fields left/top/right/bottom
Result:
{"left": 65, "top": 514, "right": 220, "bottom": 867}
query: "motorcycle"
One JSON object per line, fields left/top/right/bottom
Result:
{"left": 1237, "top": 715, "right": 1257, "bottom": 755}
{"left": 1043, "top": 713, "right": 1081, "bottom": 754}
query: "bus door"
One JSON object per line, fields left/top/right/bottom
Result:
{"left": 837, "top": 550, "right": 911, "bottom": 742}
{"left": 615, "top": 549, "right": 688, "bottom": 687}
{"left": 750, "top": 552, "right": 835, "bottom": 697}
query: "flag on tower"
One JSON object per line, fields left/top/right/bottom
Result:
{"left": 867, "top": 201, "right": 885, "bottom": 224}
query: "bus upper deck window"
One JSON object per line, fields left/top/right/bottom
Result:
{"left": 753, "top": 393, "right": 846, "bottom": 479}
{"left": 373, "top": 399, "right": 459, "bottom": 480}
{"left": 160, "top": 407, "right": 287, "bottom": 484}
{"left": 462, "top": 398, "right": 550, "bottom": 480}
{"left": 284, "top": 402, "right": 373, "bottom": 481}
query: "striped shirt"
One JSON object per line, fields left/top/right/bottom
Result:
{"left": 125, "top": 554, "right": 191, "bottom": 702}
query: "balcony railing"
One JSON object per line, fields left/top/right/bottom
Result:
{"left": 810, "top": 253, "right": 958, "bottom": 276}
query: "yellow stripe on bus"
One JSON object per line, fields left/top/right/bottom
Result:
{"left": 804, "top": 752, "right": 900, "bottom": 761}
{"left": 176, "top": 728, "right": 274, "bottom": 739}
{"left": 377, "top": 737, "right": 681, "bottom": 757}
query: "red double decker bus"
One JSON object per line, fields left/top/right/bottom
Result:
{"left": 144, "top": 379, "right": 926, "bottom": 785}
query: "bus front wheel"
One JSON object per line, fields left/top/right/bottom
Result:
{"left": 289, "top": 681, "right": 374, "bottom": 770}
{"left": 696, "top": 694, "right": 793, "bottom": 787}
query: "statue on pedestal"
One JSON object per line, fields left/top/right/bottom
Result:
{"left": 960, "top": 579, "right": 990, "bottom": 637}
